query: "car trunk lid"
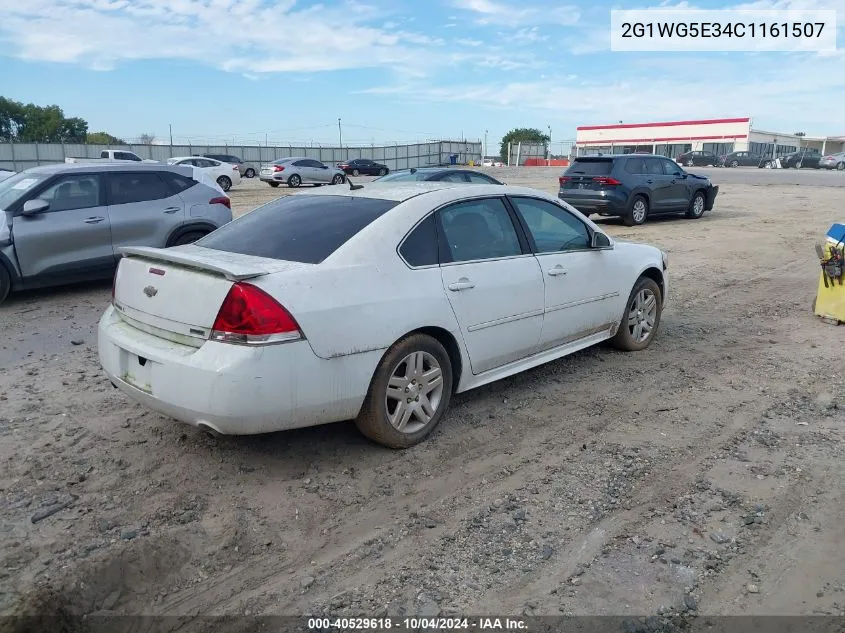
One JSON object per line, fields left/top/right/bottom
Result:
{"left": 113, "top": 246, "right": 306, "bottom": 346}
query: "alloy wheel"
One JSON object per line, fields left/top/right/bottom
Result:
{"left": 384, "top": 351, "right": 444, "bottom": 433}
{"left": 627, "top": 288, "right": 658, "bottom": 343}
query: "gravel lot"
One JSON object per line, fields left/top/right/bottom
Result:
{"left": 1, "top": 167, "right": 844, "bottom": 626}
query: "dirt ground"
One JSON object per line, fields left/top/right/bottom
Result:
{"left": 1, "top": 168, "right": 844, "bottom": 626}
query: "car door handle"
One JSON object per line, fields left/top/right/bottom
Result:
{"left": 646, "top": 179, "right": 654, "bottom": 184}
{"left": 84, "top": 216, "right": 105, "bottom": 224}
{"left": 547, "top": 266, "right": 567, "bottom": 277}
{"left": 163, "top": 206, "right": 180, "bottom": 214}
{"left": 448, "top": 278, "right": 475, "bottom": 291}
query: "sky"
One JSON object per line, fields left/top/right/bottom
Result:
{"left": 0, "top": 0, "right": 843, "bottom": 150}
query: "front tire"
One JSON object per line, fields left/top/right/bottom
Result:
{"left": 611, "top": 277, "right": 663, "bottom": 352}
{"left": 356, "top": 334, "right": 453, "bottom": 449}
{"left": 686, "top": 191, "right": 706, "bottom": 219}
{"left": 624, "top": 195, "right": 649, "bottom": 226}
{"left": 331, "top": 174, "right": 345, "bottom": 185}
{"left": 837, "top": 162, "right": 845, "bottom": 171}
{"left": 244, "top": 168, "right": 256, "bottom": 178}
{"left": 379, "top": 168, "right": 387, "bottom": 176}
{"left": 268, "top": 182, "right": 280, "bottom": 188}
{"left": 352, "top": 169, "right": 360, "bottom": 177}
{"left": 0, "top": 265, "right": 11, "bottom": 305}
{"left": 288, "top": 174, "right": 302, "bottom": 188}
{"left": 730, "top": 160, "right": 739, "bottom": 168}
{"left": 686, "top": 159, "right": 694, "bottom": 167}
{"left": 216, "top": 176, "right": 232, "bottom": 192}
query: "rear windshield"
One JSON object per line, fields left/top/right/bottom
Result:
{"left": 376, "top": 171, "right": 431, "bottom": 182}
{"left": 565, "top": 159, "right": 613, "bottom": 176}
{"left": 196, "top": 195, "right": 398, "bottom": 264}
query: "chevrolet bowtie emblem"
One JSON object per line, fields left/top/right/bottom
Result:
{"left": 143, "top": 285, "right": 158, "bottom": 298}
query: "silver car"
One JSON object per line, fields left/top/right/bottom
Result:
{"left": 259, "top": 157, "right": 346, "bottom": 188}
{"left": 818, "top": 152, "right": 845, "bottom": 170}
{"left": 0, "top": 163, "right": 232, "bottom": 305}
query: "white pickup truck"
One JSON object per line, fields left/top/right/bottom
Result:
{"left": 65, "top": 150, "right": 159, "bottom": 164}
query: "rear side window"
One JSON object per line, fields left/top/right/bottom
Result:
{"left": 399, "top": 214, "right": 438, "bottom": 267}
{"left": 624, "top": 158, "right": 645, "bottom": 174}
{"left": 566, "top": 159, "right": 613, "bottom": 176}
{"left": 160, "top": 171, "right": 197, "bottom": 195}
{"left": 197, "top": 195, "right": 398, "bottom": 264}
{"left": 108, "top": 172, "right": 172, "bottom": 205}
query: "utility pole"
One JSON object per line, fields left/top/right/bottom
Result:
{"left": 548, "top": 125, "right": 552, "bottom": 164}
{"left": 169, "top": 124, "right": 173, "bottom": 147}
{"left": 338, "top": 118, "right": 342, "bottom": 147}
{"left": 484, "top": 129, "right": 488, "bottom": 159}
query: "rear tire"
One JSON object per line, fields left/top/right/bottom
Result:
{"left": 0, "top": 265, "right": 11, "bottom": 305}
{"left": 686, "top": 191, "right": 706, "bottom": 219}
{"left": 611, "top": 277, "right": 663, "bottom": 352}
{"left": 729, "top": 160, "right": 739, "bottom": 168}
{"left": 216, "top": 176, "right": 232, "bottom": 192}
{"left": 685, "top": 159, "right": 694, "bottom": 167}
{"left": 379, "top": 168, "right": 387, "bottom": 176}
{"left": 288, "top": 174, "right": 302, "bottom": 188}
{"left": 171, "top": 231, "right": 207, "bottom": 247}
{"left": 623, "top": 195, "right": 649, "bottom": 226}
{"left": 268, "top": 182, "right": 280, "bottom": 187}
{"left": 838, "top": 162, "right": 845, "bottom": 171}
{"left": 356, "top": 334, "right": 453, "bottom": 449}
{"left": 244, "top": 168, "right": 255, "bottom": 178}
{"left": 352, "top": 169, "right": 360, "bottom": 177}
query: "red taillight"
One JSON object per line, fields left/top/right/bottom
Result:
{"left": 232, "top": 165, "right": 239, "bottom": 171}
{"left": 559, "top": 176, "right": 571, "bottom": 185}
{"left": 210, "top": 282, "right": 302, "bottom": 345}
{"left": 273, "top": 165, "right": 285, "bottom": 172}
{"left": 824, "top": 156, "right": 833, "bottom": 160}
{"left": 210, "top": 196, "right": 231, "bottom": 209}
{"left": 592, "top": 176, "right": 622, "bottom": 186}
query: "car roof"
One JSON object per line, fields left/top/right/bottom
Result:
{"left": 288, "top": 181, "right": 545, "bottom": 203}
{"left": 21, "top": 162, "right": 190, "bottom": 175}
{"left": 573, "top": 154, "right": 666, "bottom": 159}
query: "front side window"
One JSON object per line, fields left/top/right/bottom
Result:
{"left": 108, "top": 172, "right": 172, "bottom": 205}
{"left": 661, "top": 160, "right": 684, "bottom": 176}
{"left": 35, "top": 174, "right": 102, "bottom": 212}
{"left": 438, "top": 198, "right": 522, "bottom": 263}
{"left": 510, "top": 197, "right": 589, "bottom": 253}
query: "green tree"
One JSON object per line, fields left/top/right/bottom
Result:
{"left": 499, "top": 127, "right": 550, "bottom": 163}
{"left": 87, "top": 131, "right": 126, "bottom": 145}
{"left": 0, "top": 97, "right": 88, "bottom": 142}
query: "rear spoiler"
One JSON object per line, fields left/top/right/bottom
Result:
{"left": 117, "top": 246, "right": 269, "bottom": 281}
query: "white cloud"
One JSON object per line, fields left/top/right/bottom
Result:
{"left": 512, "top": 27, "right": 549, "bottom": 43}
{"left": 452, "top": 0, "right": 580, "bottom": 26}
{"left": 0, "top": 0, "right": 509, "bottom": 75}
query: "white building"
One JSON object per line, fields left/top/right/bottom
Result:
{"left": 575, "top": 117, "right": 845, "bottom": 159}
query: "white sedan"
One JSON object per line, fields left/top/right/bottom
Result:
{"left": 166, "top": 156, "right": 241, "bottom": 191}
{"left": 99, "top": 183, "right": 668, "bottom": 448}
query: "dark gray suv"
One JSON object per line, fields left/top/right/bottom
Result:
{"left": 558, "top": 154, "right": 719, "bottom": 226}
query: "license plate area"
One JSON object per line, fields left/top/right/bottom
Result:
{"left": 119, "top": 348, "right": 154, "bottom": 394}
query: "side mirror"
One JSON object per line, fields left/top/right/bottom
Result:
{"left": 591, "top": 232, "right": 612, "bottom": 249}
{"left": 22, "top": 199, "right": 50, "bottom": 216}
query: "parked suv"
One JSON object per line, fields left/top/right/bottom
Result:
{"left": 0, "top": 164, "right": 232, "bottom": 305}
{"left": 778, "top": 148, "right": 822, "bottom": 169}
{"left": 202, "top": 154, "right": 256, "bottom": 178}
{"left": 558, "top": 154, "right": 719, "bottom": 226}
{"left": 676, "top": 150, "right": 718, "bottom": 167}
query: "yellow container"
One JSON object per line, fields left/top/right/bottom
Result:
{"left": 814, "top": 223, "right": 845, "bottom": 324}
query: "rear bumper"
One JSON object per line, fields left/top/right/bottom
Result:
{"left": 559, "top": 192, "right": 628, "bottom": 215}
{"left": 98, "top": 306, "right": 380, "bottom": 435}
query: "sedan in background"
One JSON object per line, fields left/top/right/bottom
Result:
{"left": 718, "top": 151, "right": 762, "bottom": 167}
{"left": 375, "top": 168, "right": 504, "bottom": 184}
{"left": 558, "top": 154, "right": 718, "bottom": 226}
{"left": 0, "top": 163, "right": 231, "bottom": 305}
{"left": 778, "top": 149, "right": 822, "bottom": 169}
{"left": 202, "top": 154, "right": 257, "bottom": 179}
{"left": 676, "top": 151, "right": 718, "bottom": 167}
{"left": 260, "top": 157, "right": 346, "bottom": 188}
{"left": 167, "top": 156, "right": 241, "bottom": 191}
{"left": 338, "top": 159, "right": 389, "bottom": 176}
{"left": 818, "top": 152, "right": 845, "bottom": 170}
{"left": 99, "top": 182, "right": 667, "bottom": 448}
